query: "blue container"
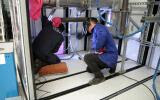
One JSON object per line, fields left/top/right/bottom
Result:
{"left": 0, "top": 53, "right": 18, "bottom": 100}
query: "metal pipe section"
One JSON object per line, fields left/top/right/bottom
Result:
{"left": 61, "top": 17, "right": 87, "bottom": 22}
{"left": 141, "top": 16, "right": 160, "bottom": 22}
{"left": 43, "top": 0, "right": 116, "bottom": 8}
{"left": 129, "top": 16, "right": 140, "bottom": 29}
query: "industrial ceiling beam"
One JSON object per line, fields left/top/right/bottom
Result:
{"left": 43, "top": 0, "right": 117, "bottom": 8}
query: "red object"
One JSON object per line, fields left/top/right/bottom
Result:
{"left": 29, "top": 0, "right": 43, "bottom": 20}
{"left": 52, "top": 17, "right": 62, "bottom": 28}
{"left": 99, "top": 48, "right": 106, "bottom": 53}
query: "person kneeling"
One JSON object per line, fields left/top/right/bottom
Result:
{"left": 32, "top": 16, "right": 68, "bottom": 75}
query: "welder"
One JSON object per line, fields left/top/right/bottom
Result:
{"left": 84, "top": 17, "right": 118, "bottom": 85}
{"left": 32, "top": 16, "right": 65, "bottom": 73}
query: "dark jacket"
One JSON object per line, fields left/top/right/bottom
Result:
{"left": 32, "top": 21, "right": 64, "bottom": 58}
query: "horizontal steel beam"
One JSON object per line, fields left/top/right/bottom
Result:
{"left": 61, "top": 17, "right": 87, "bottom": 22}
{"left": 141, "top": 16, "right": 160, "bottom": 22}
{"left": 43, "top": 0, "right": 117, "bottom": 8}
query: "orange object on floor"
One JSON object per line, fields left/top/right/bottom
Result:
{"left": 38, "top": 62, "right": 68, "bottom": 76}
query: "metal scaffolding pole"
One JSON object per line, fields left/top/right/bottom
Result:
{"left": 137, "top": 0, "right": 158, "bottom": 65}
{"left": 0, "top": 0, "right": 5, "bottom": 42}
{"left": 120, "top": 0, "right": 129, "bottom": 73}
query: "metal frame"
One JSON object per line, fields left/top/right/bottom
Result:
{"left": 143, "top": 0, "right": 159, "bottom": 67}
{"left": 84, "top": 9, "right": 91, "bottom": 51}
{"left": 119, "top": 0, "right": 129, "bottom": 73}
{"left": 0, "top": 0, "right": 5, "bottom": 42}
{"left": 43, "top": 0, "right": 116, "bottom": 8}
{"left": 64, "top": 7, "right": 69, "bottom": 54}
{"left": 137, "top": 0, "right": 155, "bottom": 65}
{"left": 9, "top": 0, "right": 35, "bottom": 99}
{"left": 147, "top": 22, "right": 160, "bottom": 68}
{"left": 146, "top": 5, "right": 160, "bottom": 68}
{"left": 141, "top": 16, "right": 160, "bottom": 22}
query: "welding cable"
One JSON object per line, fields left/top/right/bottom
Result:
{"left": 152, "top": 57, "right": 160, "bottom": 100}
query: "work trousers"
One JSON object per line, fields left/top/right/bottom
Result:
{"left": 34, "top": 51, "right": 60, "bottom": 68}
{"left": 84, "top": 53, "right": 107, "bottom": 78}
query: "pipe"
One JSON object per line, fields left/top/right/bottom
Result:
{"left": 61, "top": 17, "right": 87, "bottom": 22}
{"left": 43, "top": 0, "right": 116, "bottom": 8}
{"left": 129, "top": 16, "right": 140, "bottom": 29}
{"left": 120, "top": 0, "right": 129, "bottom": 73}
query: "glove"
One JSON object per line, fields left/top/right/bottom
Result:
{"left": 99, "top": 48, "right": 106, "bottom": 53}
{"left": 97, "top": 48, "right": 106, "bottom": 54}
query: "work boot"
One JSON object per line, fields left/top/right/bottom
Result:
{"left": 89, "top": 71, "right": 105, "bottom": 85}
{"left": 109, "top": 67, "right": 116, "bottom": 74}
{"left": 86, "top": 67, "right": 92, "bottom": 73}
{"left": 88, "top": 77, "right": 105, "bottom": 85}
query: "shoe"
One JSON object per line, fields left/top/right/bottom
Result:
{"left": 88, "top": 77, "right": 105, "bottom": 85}
{"left": 86, "top": 67, "right": 93, "bottom": 73}
{"left": 109, "top": 67, "right": 116, "bottom": 74}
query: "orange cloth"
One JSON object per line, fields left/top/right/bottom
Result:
{"left": 38, "top": 62, "right": 68, "bottom": 76}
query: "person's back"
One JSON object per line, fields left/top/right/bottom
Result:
{"left": 32, "top": 22, "right": 64, "bottom": 56}
{"left": 32, "top": 17, "right": 64, "bottom": 71}
{"left": 84, "top": 17, "right": 118, "bottom": 85}
{"left": 93, "top": 23, "right": 118, "bottom": 68}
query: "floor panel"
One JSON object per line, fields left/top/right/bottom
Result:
{"left": 124, "top": 67, "right": 155, "bottom": 81}
{"left": 111, "top": 75, "right": 160, "bottom": 100}
{"left": 36, "top": 73, "right": 94, "bottom": 99}
{"left": 36, "top": 64, "right": 160, "bottom": 100}
{"left": 111, "top": 85, "right": 155, "bottom": 100}
{"left": 53, "top": 76, "right": 136, "bottom": 100}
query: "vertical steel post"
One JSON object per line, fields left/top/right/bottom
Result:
{"left": 84, "top": 10, "right": 92, "bottom": 51}
{"left": 120, "top": 0, "right": 129, "bottom": 73}
{"left": 64, "top": 7, "right": 69, "bottom": 54}
{"left": 137, "top": 0, "right": 158, "bottom": 66}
